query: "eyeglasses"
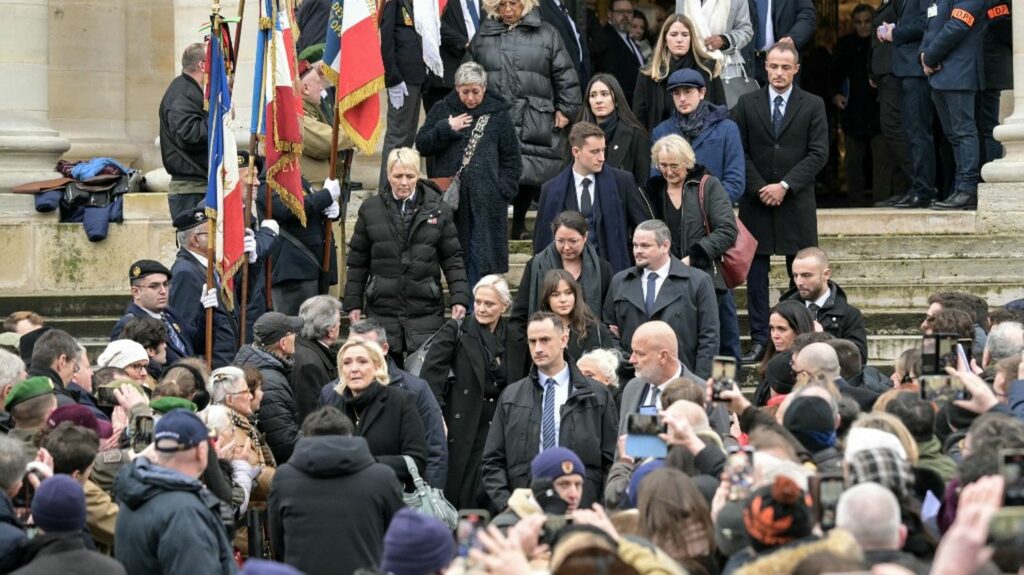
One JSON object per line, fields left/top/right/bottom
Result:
{"left": 226, "top": 388, "right": 252, "bottom": 397}
{"left": 125, "top": 362, "right": 149, "bottom": 374}
{"left": 657, "top": 162, "right": 683, "bottom": 172}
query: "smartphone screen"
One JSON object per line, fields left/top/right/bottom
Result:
{"left": 1002, "top": 449, "right": 1024, "bottom": 507}
{"left": 457, "top": 510, "right": 490, "bottom": 557}
{"left": 817, "top": 475, "right": 845, "bottom": 530}
{"left": 726, "top": 449, "right": 754, "bottom": 501}
{"left": 132, "top": 415, "right": 154, "bottom": 453}
{"left": 625, "top": 414, "right": 667, "bottom": 459}
{"left": 626, "top": 414, "right": 666, "bottom": 436}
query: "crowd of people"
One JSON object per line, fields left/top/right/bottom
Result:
{"left": 0, "top": 0, "right": 1017, "bottom": 572}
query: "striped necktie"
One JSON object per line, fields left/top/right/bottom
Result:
{"left": 541, "top": 378, "right": 557, "bottom": 450}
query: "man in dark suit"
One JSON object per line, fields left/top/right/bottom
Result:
{"left": 596, "top": 0, "right": 646, "bottom": 105}
{"left": 423, "top": 0, "right": 481, "bottom": 114}
{"left": 749, "top": 0, "right": 816, "bottom": 84}
{"left": 603, "top": 220, "right": 720, "bottom": 379}
{"left": 111, "top": 260, "right": 194, "bottom": 368}
{"left": 379, "top": 0, "right": 428, "bottom": 189}
{"left": 919, "top": 0, "right": 987, "bottom": 210}
{"left": 733, "top": 43, "right": 828, "bottom": 363}
{"left": 538, "top": 0, "right": 592, "bottom": 84}
{"left": 167, "top": 207, "right": 239, "bottom": 368}
{"left": 533, "top": 122, "right": 652, "bottom": 274}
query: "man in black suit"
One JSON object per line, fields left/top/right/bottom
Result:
{"left": 168, "top": 207, "right": 239, "bottom": 368}
{"left": 533, "top": 122, "right": 652, "bottom": 274}
{"left": 732, "top": 43, "right": 828, "bottom": 363}
{"left": 423, "top": 0, "right": 482, "bottom": 114}
{"left": 538, "top": 0, "right": 592, "bottom": 85}
{"left": 749, "top": 0, "right": 816, "bottom": 84}
{"left": 596, "top": 0, "right": 646, "bottom": 105}
{"left": 379, "top": 0, "right": 428, "bottom": 189}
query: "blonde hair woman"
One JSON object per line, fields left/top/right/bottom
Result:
{"left": 318, "top": 339, "right": 428, "bottom": 485}
{"left": 632, "top": 14, "right": 726, "bottom": 130}
{"left": 343, "top": 146, "right": 470, "bottom": 362}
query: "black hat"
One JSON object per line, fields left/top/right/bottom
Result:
{"left": 766, "top": 351, "right": 796, "bottom": 395}
{"left": 253, "top": 312, "right": 304, "bottom": 347}
{"left": 172, "top": 206, "right": 209, "bottom": 231}
{"left": 129, "top": 259, "right": 172, "bottom": 282}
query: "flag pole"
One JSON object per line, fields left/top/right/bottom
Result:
{"left": 206, "top": 1, "right": 225, "bottom": 369}
{"left": 320, "top": 105, "right": 341, "bottom": 293}
{"left": 240, "top": 3, "right": 270, "bottom": 346}
{"left": 229, "top": 0, "right": 246, "bottom": 91}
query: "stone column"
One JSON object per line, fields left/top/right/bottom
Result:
{"left": 0, "top": 0, "right": 70, "bottom": 207}
{"left": 977, "top": 0, "right": 1024, "bottom": 233}
{"left": 49, "top": 0, "right": 137, "bottom": 165}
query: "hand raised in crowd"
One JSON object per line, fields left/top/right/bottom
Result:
{"left": 758, "top": 183, "right": 787, "bottom": 207}
{"left": 451, "top": 304, "right": 467, "bottom": 321}
{"left": 26, "top": 448, "right": 54, "bottom": 489}
{"left": 945, "top": 366, "right": 999, "bottom": 414}
{"left": 659, "top": 410, "right": 706, "bottom": 455}
{"left": 114, "top": 383, "right": 147, "bottom": 412}
{"left": 448, "top": 113, "right": 473, "bottom": 132}
{"left": 554, "top": 111, "right": 570, "bottom": 129}
{"left": 931, "top": 475, "right": 1004, "bottom": 575}
{"left": 572, "top": 504, "right": 621, "bottom": 541}
{"left": 616, "top": 434, "right": 634, "bottom": 465}
{"left": 468, "top": 524, "right": 532, "bottom": 575}
{"left": 506, "top": 513, "right": 549, "bottom": 563}
{"left": 708, "top": 378, "right": 751, "bottom": 416}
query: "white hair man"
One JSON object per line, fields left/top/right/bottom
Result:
{"left": 836, "top": 482, "right": 928, "bottom": 572}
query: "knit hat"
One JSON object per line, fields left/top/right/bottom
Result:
{"left": 766, "top": 351, "right": 796, "bottom": 395}
{"left": 97, "top": 339, "right": 149, "bottom": 369}
{"left": 846, "top": 447, "right": 914, "bottom": 502}
{"left": 531, "top": 447, "right": 585, "bottom": 482}
{"left": 31, "top": 475, "right": 86, "bottom": 533}
{"left": 4, "top": 375, "right": 54, "bottom": 411}
{"left": 239, "top": 560, "right": 304, "bottom": 575}
{"left": 743, "top": 475, "right": 813, "bottom": 551}
{"left": 380, "top": 508, "right": 456, "bottom": 575}
{"left": 844, "top": 427, "right": 908, "bottom": 463}
{"left": 47, "top": 404, "right": 113, "bottom": 438}
{"left": 626, "top": 458, "right": 665, "bottom": 508}
{"left": 253, "top": 312, "right": 304, "bottom": 348}
{"left": 150, "top": 396, "right": 198, "bottom": 415}
{"left": 782, "top": 396, "right": 837, "bottom": 453}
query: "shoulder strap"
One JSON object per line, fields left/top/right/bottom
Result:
{"left": 455, "top": 115, "right": 491, "bottom": 176}
{"left": 696, "top": 175, "right": 711, "bottom": 235}
{"left": 402, "top": 455, "right": 427, "bottom": 487}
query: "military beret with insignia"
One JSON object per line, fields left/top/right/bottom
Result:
{"left": 171, "top": 206, "right": 210, "bottom": 232}
{"left": 129, "top": 259, "right": 172, "bottom": 282}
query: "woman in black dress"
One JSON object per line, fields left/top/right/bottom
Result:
{"left": 578, "top": 74, "right": 651, "bottom": 187}
{"left": 420, "top": 275, "right": 512, "bottom": 508}
{"left": 537, "top": 269, "right": 618, "bottom": 366}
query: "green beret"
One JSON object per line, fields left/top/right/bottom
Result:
{"left": 150, "top": 396, "right": 198, "bottom": 415}
{"left": 298, "top": 43, "right": 325, "bottom": 64}
{"left": 5, "top": 376, "right": 55, "bottom": 411}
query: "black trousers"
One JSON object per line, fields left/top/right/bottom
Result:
{"left": 747, "top": 253, "right": 795, "bottom": 347}
{"left": 875, "top": 74, "right": 911, "bottom": 199}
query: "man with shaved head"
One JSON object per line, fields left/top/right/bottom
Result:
{"left": 792, "top": 341, "right": 878, "bottom": 410}
{"left": 780, "top": 246, "right": 867, "bottom": 365}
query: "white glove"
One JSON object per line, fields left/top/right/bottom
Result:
{"left": 260, "top": 219, "right": 279, "bottom": 236}
{"left": 388, "top": 82, "right": 408, "bottom": 109}
{"left": 200, "top": 284, "right": 219, "bottom": 309}
{"left": 244, "top": 229, "right": 258, "bottom": 264}
{"left": 323, "top": 201, "right": 340, "bottom": 219}
{"left": 323, "top": 178, "right": 341, "bottom": 201}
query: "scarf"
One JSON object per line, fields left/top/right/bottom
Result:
{"left": 682, "top": 0, "right": 732, "bottom": 61}
{"left": 675, "top": 100, "right": 711, "bottom": 142}
{"left": 344, "top": 380, "right": 383, "bottom": 427}
{"left": 529, "top": 242, "right": 604, "bottom": 318}
{"left": 598, "top": 111, "right": 619, "bottom": 142}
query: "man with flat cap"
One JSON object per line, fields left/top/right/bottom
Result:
{"left": 111, "top": 260, "right": 194, "bottom": 368}
{"left": 168, "top": 207, "right": 239, "bottom": 369}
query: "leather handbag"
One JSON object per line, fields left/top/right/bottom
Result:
{"left": 697, "top": 175, "right": 758, "bottom": 289}
{"left": 722, "top": 65, "right": 760, "bottom": 109}
{"left": 428, "top": 114, "right": 490, "bottom": 210}
{"left": 404, "top": 319, "right": 461, "bottom": 377}
{"left": 401, "top": 455, "right": 458, "bottom": 529}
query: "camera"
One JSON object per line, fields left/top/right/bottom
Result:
{"left": 711, "top": 356, "right": 738, "bottom": 402}
{"left": 921, "top": 333, "right": 958, "bottom": 376}
{"left": 812, "top": 473, "right": 845, "bottom": 531}
{"left": 95, "top": 385, "right": 119, "bottom": 407}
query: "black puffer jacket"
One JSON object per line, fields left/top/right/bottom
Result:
{"left": 470, "top": 10, "right": 582, "bottom": 186}
{"left": 233, "top": 345, "right": 300, "bottom": 464}
{"left": 343, "top": 181, "right": 469, "bottom": 354}
{"left": 158, "top": 74, "right": 207, "bottom": 180}
{"left": 647, "top": 167, "right": 738, "bottom": 292}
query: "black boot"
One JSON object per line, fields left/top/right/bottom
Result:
{"left": 932, "top": 190, "right": 977, "bottom": 210}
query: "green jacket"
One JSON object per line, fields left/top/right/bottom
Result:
{"left": 915, "top": 437, "right": 957, "bottom": 483}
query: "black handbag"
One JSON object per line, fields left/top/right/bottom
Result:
{"left": 722, "top": 68, "right": 760, "bottom": 109}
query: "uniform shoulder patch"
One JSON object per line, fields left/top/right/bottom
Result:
{"left": 951, "top": 7, "right": 975, "bottom": 25}
{"left": 987, "top": 4, "right": 1009, "bottom": 18}
{"left": 101, "top": 450, "right": 125, "bottom": 464}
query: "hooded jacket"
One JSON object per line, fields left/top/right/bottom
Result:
{"left": 233, "top": 344, "right": 300, "bottom": 464}
{"left": 269, "top": 435, "right": 404, "bottom": 575}
{"left": 780, "top": 280, "right": 869, "bottom": 366}
{"left": 113, "top": 457, "right": 236, "bottom": 575}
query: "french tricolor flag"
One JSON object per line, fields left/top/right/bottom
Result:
{"left": 263, "top": 0, "right": 305, "bottom": 225}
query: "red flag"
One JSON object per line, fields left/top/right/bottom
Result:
{"left": 264, "top": 0, "right": 305, "bottom": 225}
{"left": 327, "top": 0, "right": 385, "bottom": 153}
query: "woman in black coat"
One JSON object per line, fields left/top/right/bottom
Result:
{"left": 578, "top": 73, "right": 652, "bottom": 188}
{"left": 319, "top": 340, "right": 428, "bottom": 485}
{"left": 343, "top": 147, "right": 470, "bottom": 362}
{"left": 415, "top": 61, "right": 523, "bottom": 289}
{"left": 647, "top": 134, "right": 740, "bottom": 363}
{"left": 633, "top": 14, "right": 726, "bottom": 131}
{"left": 471, "top": 0, "right": 582, "bottom": 239}
{"left": 420, "top": 275, "right": 512, "bottom": 508}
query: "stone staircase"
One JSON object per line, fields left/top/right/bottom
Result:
{"left": 2, "top": 201, "right": 1023, "bottom": 371}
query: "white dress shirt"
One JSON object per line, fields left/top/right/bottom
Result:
{"left": 640, "top": 362, "right": 684, "bottom": 409}
{"left": 553, "top": 0, "right": 583, "bottom": 55}
{"left": 460, "top": 0, "right": 478, "bottom": 40}
{"left": 618, "top": 30, "right": 644, "bottom": 64}
{"left": 572, "top": 169, "right": 594, "bottom": 212}
{"left": 641, "top": 259, "right": 672, "bottom": 303}
{"left": 768, "top": 84, "right": 793, "bottom": 117}
{"left": 538, "top": 362, "right": 572, "bottom": 449}
{"left": 762, "top": 0, "right": 776, "bottom": 50}
{"left": 807, "top": 286, "right": 831, "bottom": 310}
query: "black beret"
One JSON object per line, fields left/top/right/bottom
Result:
{"left": 172, "top": 206, "right": 209, "bottom": 231}
{"left": 129, "top": 259, "right": 172, "bottom": 281}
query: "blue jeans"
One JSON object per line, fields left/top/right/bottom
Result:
{"left": 900, "top": 77, "right": 937, "bottom": 199}
{"left": 976, "top": 88, "right": 1004, "bottom": 167}
{"left": 932, "top": 89, "right": 980, "bottom": 193}
{"left": 717, "top": 289, "right": 742, "bottom": 363}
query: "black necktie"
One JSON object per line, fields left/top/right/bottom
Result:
{"left": 580, "top": 177, "right": 593, "bottom": 218}
{"left": 808, "top": 302, "right": 820, "bottom": 314}
{"left": 773, "top": 95, "right": 784, "bottom": 137}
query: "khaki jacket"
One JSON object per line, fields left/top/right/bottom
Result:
{"left": 300, "top": 100, "right": 353, "bottom": 185}
{"left": 85, "top": 479, "right": 118, "bottom": 554}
